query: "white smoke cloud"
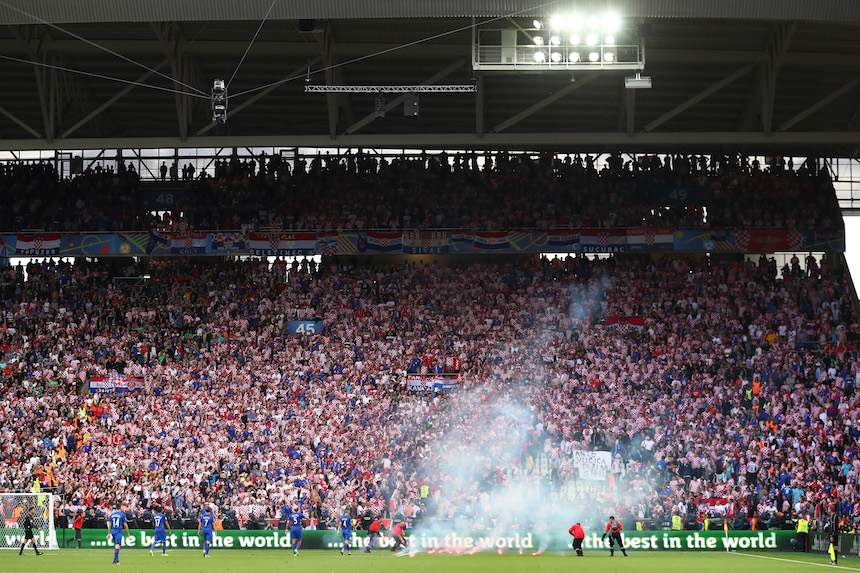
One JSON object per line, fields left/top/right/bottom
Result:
{"left": 404, "top": 261, "right": 626, "bottom": 553}
{"left": 411, "top": 381, "right": 583, "bottom": 552}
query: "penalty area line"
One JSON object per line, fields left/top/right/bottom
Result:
{"left": 730, "top": 552, "right": 860, "bottom": 570}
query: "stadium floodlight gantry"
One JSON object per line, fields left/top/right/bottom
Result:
{"left": 0, "top": 0, "right": 856, "bottom": 155}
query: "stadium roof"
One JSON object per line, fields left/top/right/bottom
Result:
{"left": 0, "top": 0, "right": 858, "bottom": 155}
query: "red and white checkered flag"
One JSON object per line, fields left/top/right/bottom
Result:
{"left": 787, "top": 229, "right": 802, "bottom": 250}
{"left": 321, "top": 241, "right": 337, "bottom": 255}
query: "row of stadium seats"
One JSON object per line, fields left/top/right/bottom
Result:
{"left": 0, "top": 152, "right": 839, "bottom": 232}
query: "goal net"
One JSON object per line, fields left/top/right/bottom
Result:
{"left": 0, "top": 493, "right": 58, "bottom": 550}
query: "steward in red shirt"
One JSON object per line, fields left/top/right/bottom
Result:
{"left": 364, "top": 517, "right": 384, "bottom": 553}
{"left": 568, "top": 522, "right": 585, "bottom": 556}
{"left": 391, "top": 521, "right": 408, "bottom": 552}
{"left": 602, "top": 516, "right": 628, "bottom": 557}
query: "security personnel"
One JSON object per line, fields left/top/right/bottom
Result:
{"left": 71, "top": 510, "right": 84, "bottom": 549}
{"left": 602, "top": 515, "right": 628, "bottom": 557}
{"left": 390, "top": 521, "right": 408, "bottom": 552}
{"left": 364, "top": 517, "right": 384, "bottom": 553}
{"left": 827, "top": 508, "right": 840, "bottom": 565}
{"left": 671, "top": 513, "right": 683, "bottom": 530}
{"left": 796, "top": 514, "right": 809, "bottom": 552}
{"left": 568, "top": 522, "right": 585, "bottom": 556}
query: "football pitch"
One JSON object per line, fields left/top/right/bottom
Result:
{"left": 0, "top": 550, "right": 858, "bottom": 573}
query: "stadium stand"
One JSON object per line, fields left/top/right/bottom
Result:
{"left": 2, "top": 0, "right": 860, "bottom": 557}
{"left": 0, "top": 152, "right": 840, "bottom": 233}
{"left": 0, "top": 172, "right": 857, "bottom": 535}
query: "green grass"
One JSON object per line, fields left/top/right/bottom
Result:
{"left": 0, "top": 550, "right": 857, "bottom": 573}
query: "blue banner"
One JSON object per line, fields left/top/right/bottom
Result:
{"left": 546, "top": 230, "right": 580, "bottom": 250}
{"left": 473, "top": 231, "right": 510, "bottom": 250}
{"left": 674, "top": 229, "right": 736, "bottom": 251}
{"left": 402, "top": 231, "right": 450, "bottom": 254}
{"left": 581, "top": 229, "right": 627, "bottom": 253}
{"left": 170, "top": 232, "right": 207, "bottom": 254}
{"left": 627, "top": 228, "right": 674, "bottom": 251}
{"left": 285, "top": 321, "right": 324, "bottom": 335}
{"left": 211, "top": 232, "right": 246, "bottom": 254}
{"left": 812, "top": 230, "right": 845, "bottom": 251}
{"left": 358, "top": 231, "right": 402, "bottom": 252}
{"left": 0, "top": 235, "right": 12, "bottom": 257}
{"left": 0, "top": 228, "right": 846, "bottom": 258}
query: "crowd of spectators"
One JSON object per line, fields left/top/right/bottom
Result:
{"left": 0, "top": 251, "right": 858, "bottom": 534}
{"left": 0, "top": 152, "right": 841, "bottom": 233}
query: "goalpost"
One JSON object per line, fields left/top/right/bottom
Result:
{"left": 0, "top": 493, "right": 59, "bottom": 550}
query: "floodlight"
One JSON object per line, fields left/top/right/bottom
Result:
{"left": 603, "top": 13, "right": 621, "bottom": 33}
{"left": 624, "top": 73, "right": 652, "bottom": 88}
{"left": 471, "top": 13, "right": 645, "bottom": 72}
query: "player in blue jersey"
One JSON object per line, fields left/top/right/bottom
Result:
{"left": 149, "top": 506, "right": 172, "bottom": 556}
{"left": 106, "top": 504, "right": 130, "bottom": 565}
{"left": 288, "top": 506, "right": 304, "bottom": 556}
{"left": 339, "top": 509, "right": 352, "bottom": 555}
{"left": 198, "top": 505, "right": 215, "bottom": 557}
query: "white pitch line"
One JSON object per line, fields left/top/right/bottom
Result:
{"left": 731, "top": 551, "right": 860, "bottom": 570}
